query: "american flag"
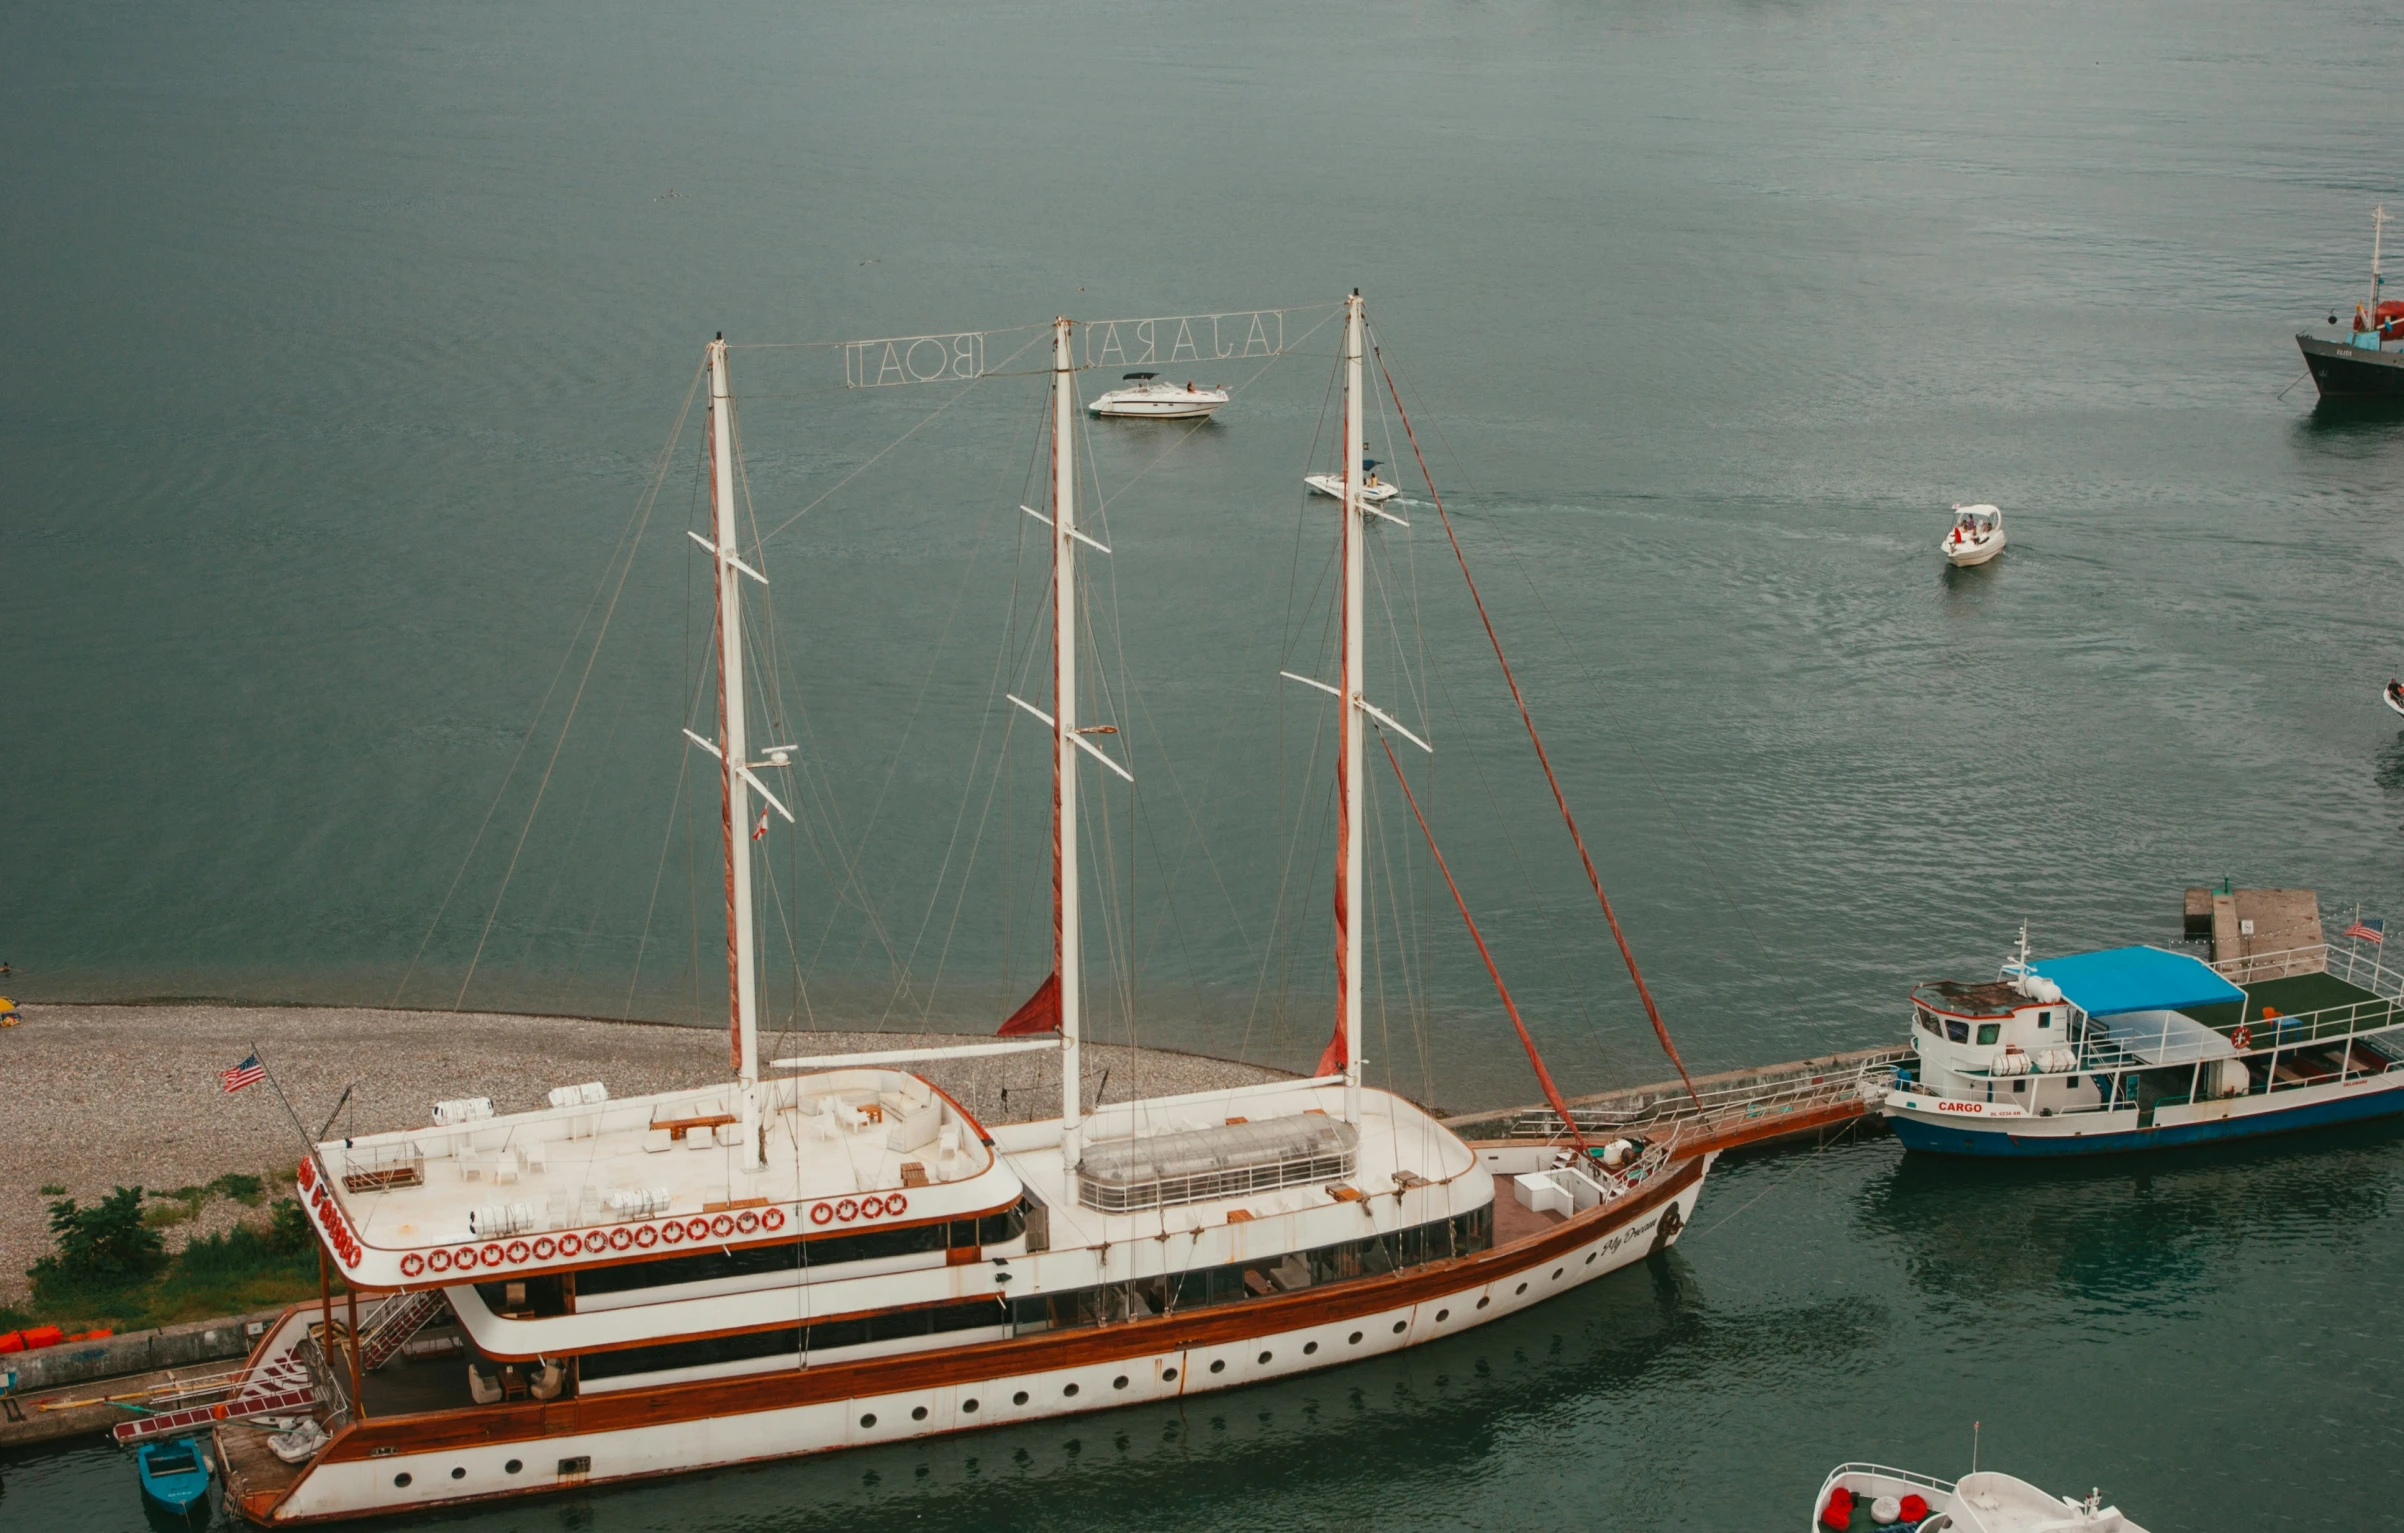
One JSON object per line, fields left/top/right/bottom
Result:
{"left": 2346, "top": 916, "right": 2385, "bottom": 945}
{"left": 220, "top": 1053, "right": 267, "bottom": 1093}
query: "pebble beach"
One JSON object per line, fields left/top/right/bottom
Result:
{"left": 0, "top": 1003, "right": 1289, "bottom": 1300}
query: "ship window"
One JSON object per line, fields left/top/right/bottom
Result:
{"left": 2036, "top": 1010, "right": 2053, "bottom": 1029}
{"left": 1946, "top": 1021, "right": 1970, "bottom": 1044}
{"left": 1918, "top": 1007, "right": 1943, "bottom": 1037}
{"left": 2012, "top": 1079, "right": 2025, "bottom": 1093}
{"left": 1976, "top": 1024, "right": 2001, "bottom": 1045}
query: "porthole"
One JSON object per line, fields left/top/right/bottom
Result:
{"left": 1514, "top": 1282, "right": 1528, "bottom": 1295}
{"left": 1112, "top": 1375, "right": 1129, "bottom": 1390}
{"left": 1161, "top": 1368, "right": 1178, "bottom": 1382}
{"left": 1303, "top": 1341, "right": 1318, "bottom": 1355}
{"left": 393, "top": 1473, "right": 412, "bottom": 1488}
{"left": 963, "top": 1398, "right": 980, "bottom": 1414}
{"left": 1210, "top": 1359, "right": 1226, "bottom": 1374}
{"left": 504, "top": 1459, "right": 522, "bottom": 1475}
{"left": 1551, "top": 1267, "right": 1563, "bottom": 1280}
{"left": 911, "top": 1405, "right": 928, "bottom": 1421}
{"left": 1391, "top": 1320, "right": 1406, "bottom": 1334}
{"left": 1257, "top": 1350, "right": 1271, "bottom": 1364}
{"left": 1348, "top": 1330, "right": 1363, "bottom": 1345}
{"left": 860, "top": 1412, "right": 877, "bottom": 1429}
{"left": 1585, "top": 1252, "right": 1597, "bottom": 1265}
{"left": 1477, "top": 1297, "right": 1491, "bottom": 1309}
{"left": 450, "top": 1467, "right": 466, "bottom": 1480}
{"left": 1012, "top": 1390, "right": 1029, "bottom": 1405}
{"left": 1064, "top": 1382, "right": 1080, "bottom": 1397}
{"left": 1436, "top": 1308, "right": 1450, "bottom": 1322}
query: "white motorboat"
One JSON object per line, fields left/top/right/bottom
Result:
{"left": 1305, "top": 458, "right": 1401, "bottom": 504}
{"left": 2383, "top": 678, "right": 2404, "bottom": 718}
{"left": 1812, "top": 1463, "right": 2147, "bottom": 1532}
{"left": 1086, "top": 372, "right": 1229, "bottom": 419}
{"left": 1943, "top": 503, "right": 2005, "bottom": 566}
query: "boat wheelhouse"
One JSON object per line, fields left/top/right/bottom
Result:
{"left": 195, "top": 298, "right": 1715, "bottom": 1523}
{"left": 1886, "top": 928, "right": 2404, "bottom": 1156}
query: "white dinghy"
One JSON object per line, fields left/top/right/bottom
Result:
{"left": 1305, "top": 457, "right": 1401, "bottom": 505}
{"left": 1943, "top": 503, "right": 2006, "bottom": 566}
{"left": 1086, "top": 372, "right": 1229, "bottom": 419}
{"left": 1812, "top": 1463, "right": 2147, "bottom": 1532}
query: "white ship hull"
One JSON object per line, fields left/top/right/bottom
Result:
{"left": 235, "top": 1152, "right": 1708, "bottom": 1522}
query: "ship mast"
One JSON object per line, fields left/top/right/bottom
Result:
{"left": 697, "top": 336, "right": 793, "bottom": 1172}
{"left": 2371, "top": 204, "right": 2389, "bottom": 319}
{"left": 1338, "top": 291, "right": 1366, "bottom": 1126}
{"left": 1051, "top": 317, "right": 1085, "bottom": 1171}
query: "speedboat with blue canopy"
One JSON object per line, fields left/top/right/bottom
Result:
{"left": 1885, "top": 925, "right": 2404, "bottom": 1156}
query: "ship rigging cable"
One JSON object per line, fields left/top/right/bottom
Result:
{"left": 1372, "top": 345, "right": 1702, "bottom": 1111}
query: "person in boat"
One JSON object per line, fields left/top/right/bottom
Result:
{"left": 2390, "top": 678, "right": 2404, "bottom": 705}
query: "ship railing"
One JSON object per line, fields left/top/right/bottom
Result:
{"left": 1822, "top": 1462, "right": 1957, "bottom": 1497}
{"left": 1507, "top": 1057, "right": 1895, "bottom": 1143}
{"left": 2212, "top": 939, "right": 2404, "bottom": 1001}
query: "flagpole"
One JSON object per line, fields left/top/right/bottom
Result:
{"left": 247, "top": 1043, "right": 325, "bottom": 1156}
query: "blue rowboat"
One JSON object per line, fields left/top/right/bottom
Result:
{"left": 136, "top": 1435, "right": 213, "bottom": 1517}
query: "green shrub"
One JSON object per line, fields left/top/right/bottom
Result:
{"left": 37, "top": 1184, "right": 65, "bottom": 1197}
{"left": 210, "top": 1173, "right": 267, "bottom": 1206}
{"left": 31, "top": 1186, "right": 166, "bottom": 1293}
{"left": 268, "top": 1198, "right": 314, "bottom": 1256}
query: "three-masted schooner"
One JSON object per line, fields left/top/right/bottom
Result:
{"left": 203, "top": 295, "right": 1714, "bottom": 1523}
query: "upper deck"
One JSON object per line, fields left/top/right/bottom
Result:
{"left": 300, "top": 1068, "right": 1017, "bottom": 1290}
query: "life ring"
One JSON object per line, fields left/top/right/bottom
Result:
{"left": 886, "top": 1193, "right": 907, "bottom": 1217}
{"left": 661, "top": 1220, "right": 686, "bottom": 1244}
{"left": 634, "top": 1225, "right": 658, "bottom": 1248}
{"left": 506, "top": 1240, "right": 531, "bottom": 1263}
{"left": 297, "top": 1159, "right": 316, "bottom": 1191}
{"left": 400, "top": 1253, "right": 426, "bottom": 1278}
{"left": 533, "top": 1236, "right": 556, "bottom": 1260}
{"left": 607, "top": 1228, "right": 632, "bottom": 1251}
{"left": 763, "top": 1208, "right": 786, "bottom": 1231}
{"left": 428, "top": 1249, "right": 453, "bottom": 1273}
{"left": 810, "top": 1202, "right": 834, "bottom": 1226}
{"left": 457, "top": 1246, "right": 481, "bottom": 1269}
{"left": 480, "top": 1243, "right": 504, "bottom": 1267}
{"left": 2232, "top": 1024, "right": 2252, "bottom": 1050}
{"left": 835, "top": 1199, "right": 859, "bottom": 1223}
{"left": 557, "top": 1233, "right": 582, "bottom": 1257}
{"left": 711, "top": 1214, "right": 735, "bottom": 1238}
{"left": 859, "top": 1195, "right": 885, "bottom": 1219}
{"left": 736, "top": 1210, "right": 760, "bottom": 1234}
{"left": 686, "top": 1217, "right": 710, "bottom": 1241}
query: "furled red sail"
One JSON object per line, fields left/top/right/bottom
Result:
{"left": 997, "top": 972, "right": 1061, "bottom": 1036}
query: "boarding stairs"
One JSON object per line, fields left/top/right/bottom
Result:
{"left": 356, "top": 1287, "right": 446, "bottom": 1371}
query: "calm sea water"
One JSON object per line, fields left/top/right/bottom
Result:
{"left": 8, "top": 0, "right": 2404, "bottom": 1526}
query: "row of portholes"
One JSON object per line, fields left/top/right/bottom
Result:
{"left": 856, "top": 1366, "right": 1194, "bottom": 1431}
{"left": 393, "top": 1459, "right": 525, "bottom": 1489}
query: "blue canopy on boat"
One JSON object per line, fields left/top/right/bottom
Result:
{"left": 2026, "top": 944, "right": 2245, "bottom": 1018}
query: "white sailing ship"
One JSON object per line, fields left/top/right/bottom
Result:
{"left": 182, "top": 296, "right": 1712, "bottom": 1524}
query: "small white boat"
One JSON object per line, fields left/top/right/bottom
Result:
{"left": 1812, "top": 1462, "right": 2147, "bottom": 1532}
{"left": 1943, "top": 503, "right": 2005, "bottom": 566}
{"left": 1304, "top": 458, "right": 1401, "bottom": 504}
{"left": 1086, "top": 372, "right": 1229, "bottom": 420}
{"left": 2384, "top": 678, "right": 2404, "bottom": 718}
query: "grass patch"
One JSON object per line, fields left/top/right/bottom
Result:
{"left": 37, "top": 1184, "right": 65, "bottom": 1197}
{"left": 16, "top": 1194, "right": 340, "bottom": 1332}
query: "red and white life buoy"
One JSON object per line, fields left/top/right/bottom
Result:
{"left": 297, "top": 1159, "right": 316, "bottom": 1191}
{"left": 2232, "top": 1024, "right": 2252, "bottom": 1050}
{"left": 886, "top": 1192, "right": 907, "bottom": 1217}
{"left": 809, "top": 1202, "right": 833, "bottom": 1226}
{"left": 428, "top": 1249, "right": 453, "bottom": 1274}
{"left": 400, "top": 1253, "right": 426, "bottom": 1278}
{"left": 557, "top": 1233, "right": 582, "bottom": 1257}
{"left": 480, "top": 1243, "right": 504, "bottom": 1267}
{"left": 860, "top": 1195, "right": 885, "bottom": 1219}
{"left": 506, "top": 1240, "right": 531, "bottom": 1263}
{"left": 607, "top": 1228, "right": 632, "bottom": 1251}
{"left": 835, "top": 1198, "right": 859, "bottom": 1223}
{"left": 685, "top": 1217, "right": 710, "bottom": 1241}
{"left": 661, "top": 1220, "right": 686, "bottom": 1244}
{"left": 736, "top": 1210, "right": 760, "bottom": 1234}
{"left": 763, "top": 1208, "right": 785, "bottom": 1231}
{"left": 710, "top": 1214, "right": 735, "bottom": 1238}
{"left": 634, "top": 1225, "right": 658, "bottom": 1248}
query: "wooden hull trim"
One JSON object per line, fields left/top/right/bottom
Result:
{"left": 235, "top": 1155, "right": 1707, "bottom": 1524}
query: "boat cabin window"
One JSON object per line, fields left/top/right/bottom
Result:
{"left": 1917, "top": 1007, "right": 1943, "bottom": 1037}
{"left": 1976, "top": 1024, "right": 2001, "bottom": 1045}
{"left": 1945, "top": 1020, "right": 1969, "bottom": 1044}
{"left": 476, "top": 1273, "right": 571, "bottom": 1318}
{"left": 2034, "top": 1010, "right": 2052, "bottom": 1029}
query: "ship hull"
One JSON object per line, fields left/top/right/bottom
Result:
{"left": 226, "top": 1153, "right": 1709, "bottom": 1524}
{"left": 1886, "top": 1072, "right": 2404, "bottom": 1157}
{"left": 2297, "top": 332, "right": 2404, "bottom": 400}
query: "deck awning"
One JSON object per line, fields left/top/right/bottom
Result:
{"left": 2026, "top": 944, "right": 2245, "bottom": 1018}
